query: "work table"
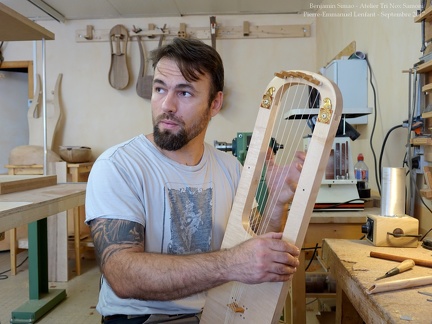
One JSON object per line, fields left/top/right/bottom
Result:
{"left": 322, "top": 239, "right": 432, "bottom": 323}
{"left": 0, "top": 182, "right": 86, "bottom": 233}
{"left": 0, "top": 182, "right": 86, "bottom": 323}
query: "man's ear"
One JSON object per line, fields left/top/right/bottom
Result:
{"left": 210, "top": 91, "right": 224, "bottom": 117}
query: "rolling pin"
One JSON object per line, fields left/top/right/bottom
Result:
{"left": 370, "top": 251, "right": 432, "bottom": 268}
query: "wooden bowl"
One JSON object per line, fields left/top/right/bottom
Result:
{"left": 59, "top": 146, "right": 91, "bottom": 163}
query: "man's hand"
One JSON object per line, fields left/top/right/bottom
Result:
{"left": 225, "top": 232, "right": 300, "bottom": 284}
{"left": 265, "top": 151, "right": 305, "bottom": 205}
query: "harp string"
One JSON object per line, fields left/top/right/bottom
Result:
{"left": 255, "top": 82, "right": 312, "bottom": 235}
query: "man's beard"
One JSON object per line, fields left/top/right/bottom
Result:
{"left": 153, "top": 111, "right": 210, "bottom": 151}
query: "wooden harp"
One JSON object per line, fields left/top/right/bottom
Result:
{"left": 201, "top": 70, "right": 342, "bottom": 323}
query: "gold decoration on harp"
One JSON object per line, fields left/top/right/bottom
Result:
{"left": 317, "top": 98, "right": 333, "bottom": 124}
{"left": 274, "top": 70, "right": 320, "bottom": 86}
{"left": 261, "top": 86, "right": 276, "bottom": 109}
{"left": 227, "top": 302, "right": 245, "bottom": 314}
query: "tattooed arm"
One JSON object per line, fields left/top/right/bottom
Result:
{"left": 89, "top": 218, "right": 299, "bottom": 301}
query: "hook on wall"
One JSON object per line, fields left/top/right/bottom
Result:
{"left": 83, "top": 25, "right": 93, "bottom": 40}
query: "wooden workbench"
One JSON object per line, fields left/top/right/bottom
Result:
{"left": 4, "top": 163, "right": 93, "bottom": 278}
{"left": 0, "top": 183, "right": 86, "bottom": 323}
{"left": 286, "top": 207, "right": 380, "bottom": 324}
{"left": 322, "top": 239, "right": 432, "bottom": 323}
{"left": 0, "top": 183, "right": 86, "bottom": 232}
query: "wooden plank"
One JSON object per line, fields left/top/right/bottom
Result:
{"left": 410, "top": 137, "right": 432, "bottom": 145}
{"left": 0, "top": 2, "right": 54, "bottom": 41}
{"left": 76, "top": 24, "right": 311, "bottom": 42}
{"left": 0, "top": 183, "right": 86, "bottom": 233}
{"left": 416, "top": 59, "right": 432, "bottom": 73}
{"left": 47, "top": 162, "right": 69, "bottom": 282}
{"left": 422, "top": 83, "right": 432, "bottom": 94}
{"left": 414, "top": 5, "right": 432, "bottom": 22}
{"left": 0, "top": 175, "right": 57, "bottom": 195}
{"left": 422, "top": 111, "right": 432, "bottom": 118}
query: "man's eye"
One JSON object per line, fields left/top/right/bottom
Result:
{"left": 180, "top": 91, "right": 192, "bottom": 97}
{"left": 154, "top": 87, "right": 164, "bottom": 93}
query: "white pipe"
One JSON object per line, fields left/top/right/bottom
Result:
{"left": 42, "top": 38, "right": 47, "bottom": 175}
{"left": 32, "top": 41, "right": 37, "bottom": 96}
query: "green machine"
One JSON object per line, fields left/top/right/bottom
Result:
{"left": 214, "top": 132, "right": 284, "bottom": 215}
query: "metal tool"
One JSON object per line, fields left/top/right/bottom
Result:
{"left": 376, "top": 259, "right": 415, "bottom": 280}
{"left": 418, "top": 291, "right": 432, "bottom": 297}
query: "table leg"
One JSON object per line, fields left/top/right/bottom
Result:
{"left": 74, "top": 206, "right": 81, "bottom": 275}
{"left": 10, "top": 228, "right": 18, "bottom": 275}
{"left": 290, "top": 251, "right": 306, "bottom": 324}
{"left": 10, "top": 219, "right": 66, "bottom": 323}
{"left": 335, "top": 279, "right": 363, "bottom": 324}
{"left": 69, "top": 167, "right": 79, "bottom": 182}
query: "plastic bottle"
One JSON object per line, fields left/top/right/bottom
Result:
{"left": 354, "top": 153, "right": 369, "bottom": 188}
{"left": 354, "top": 153, "right": 370, "bottom": 198}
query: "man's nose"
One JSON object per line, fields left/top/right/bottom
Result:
{"left": 161, "top": 91, "right": 177, "bottom": 113}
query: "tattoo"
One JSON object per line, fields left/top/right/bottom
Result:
{"left": 89, "top": 219, "right": 144, "bottom": 268}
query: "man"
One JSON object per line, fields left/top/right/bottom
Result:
{"left": 86, "top": 37, "right": 304, "bottom": 324}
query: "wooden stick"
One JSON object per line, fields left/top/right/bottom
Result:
{"left": 366, "top": 276, "right": 432, "bottom": 294}
{"left": 370, "top": 251, "right": 432, "bottom": 268}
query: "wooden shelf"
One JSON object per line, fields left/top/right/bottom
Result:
{"left": 411, "top": 137, "right": 432, "bottom": 145}
{"left": 423, "top": 111, "right": 432, "bottom": 118}
{"left": 415, "top": 5, "right": 432, "bottom": 23}
{"left": 422, "top": 83, "right": 432, "bottom": 93}
{"left": 0, "top": 3, "right": 54, "bottom": 41}
{"left": 417, "top": 59, "right": 432, "bottom": 73}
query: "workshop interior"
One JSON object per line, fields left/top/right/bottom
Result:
{"left": 1, "top": 0, "right": 432, "bottom": 323}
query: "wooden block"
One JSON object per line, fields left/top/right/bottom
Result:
{"left": 366, "top": 214, "right": 419, "bottom": 248}
{"left": 0, "top": 175, "right": 57, "bottom": 195}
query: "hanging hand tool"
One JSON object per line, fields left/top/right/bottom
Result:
{"left": 210, "top": 16, "right": 217, "bottom": 49}
{"left": 375, "top": 259, "right": 415, "bottom": 280}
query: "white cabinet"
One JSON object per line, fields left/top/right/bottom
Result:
{"left": 323, "top": 59, "right": 371, "bottom": 124}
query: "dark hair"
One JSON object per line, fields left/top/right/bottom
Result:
{"left": 150, "top": 37, "right": 224, "bottom": 104}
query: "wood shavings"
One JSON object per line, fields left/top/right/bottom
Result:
{"left": 352, "top": 264, "right": 369, "bottom": 271}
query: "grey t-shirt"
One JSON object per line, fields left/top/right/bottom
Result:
{"left": 85, "top": 134, "right": 241, "bottom": 316}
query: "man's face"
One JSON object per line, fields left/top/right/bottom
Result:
{"left": 151, "top": 58, "right": 214, "bottom": 151}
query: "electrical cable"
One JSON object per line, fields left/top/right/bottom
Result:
{"left": 406, "top": 68, "right": 418, "bottom": 216}
{"left": 304, "top": 243, "right": 319, "bottom": 272}
{"left": 378, "top": 124, "right": 404, "bottom": 187}
{"left": 420, "top": 227, "right": 432, "bottom": 241}
{"left": 314, "top": 198, "right": 365, "bottom": 210}
{"left": 366, "top": 56, "right": 381, "bottom": 195}
{"left": 0, "top": 252, "right": 28, "bottom": 280}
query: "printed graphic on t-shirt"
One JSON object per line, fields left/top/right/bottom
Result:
{"left": 167, "top": 186, "right": 213, "bottom": 254}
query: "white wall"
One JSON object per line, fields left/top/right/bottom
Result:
{"left": 2, "top": 14, "right": 316, "bottom": 159}
{"left": 0, "top": 71, "right": 29, "bottom": 173}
